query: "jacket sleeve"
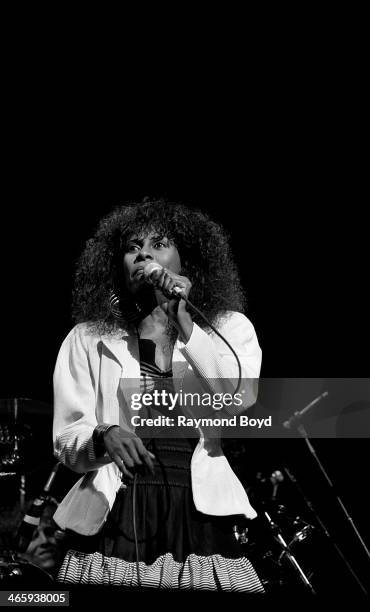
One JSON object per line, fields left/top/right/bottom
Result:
{"left": 178, "top": 311, "right": 262, "bottom": 413}
{"left": 53, "top": 325, "right": 112, "bottom": 473}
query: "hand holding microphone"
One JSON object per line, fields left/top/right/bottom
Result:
{"left": 143, "top": 262, "right": 193, "bottom": 342}
{"left": 143, "top": 262, "right": 192, "bottom": 301}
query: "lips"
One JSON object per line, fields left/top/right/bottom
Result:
{"left": 36, "top": 548, "right": 56, "bottom": 558}
{"left": 133, "top": 268, "right": 145, "bottom": 278}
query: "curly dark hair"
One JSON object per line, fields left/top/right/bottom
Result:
{"left": 72, "top": 199, "right": 246, "bottom": 333}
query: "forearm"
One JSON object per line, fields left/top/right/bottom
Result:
{"left": 54, "top": 422, "right": 113, "bottom": 473}
{"left": 176, "top": 308, "right": 193, "bottom": 344}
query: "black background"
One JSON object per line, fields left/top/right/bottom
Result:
{"left": 0, "top": 38, "right": 369, "bottom": 597}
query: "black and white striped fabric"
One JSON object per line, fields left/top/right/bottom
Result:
{"left": 58, "top": 550, "right": 264, "bottom": 592}
{"left": 139, "top": 357, "right": 173, "bottom": 394}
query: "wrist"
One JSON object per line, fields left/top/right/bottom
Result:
{"left": 93, "top": 424, "right": 119, "bottom": 456}
{"left": 177, "top": 314, "right": 193, "bottom": 344}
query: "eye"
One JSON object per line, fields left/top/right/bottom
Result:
{"left": 43, "top": 526, "right": 56, "bottom": 538}
{"left": 153, "top": 241, "right": 167, "bottom": 249}
{"left": 126, "top": 243, "right": 140, "bottom": 253}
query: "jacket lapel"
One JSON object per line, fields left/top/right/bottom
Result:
{"left": 101, "top": 332, "right": 140, "bottom": 379}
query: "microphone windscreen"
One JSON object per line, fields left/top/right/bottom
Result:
{"left": 143, "top": 262, "right": 163, "bottom": 280}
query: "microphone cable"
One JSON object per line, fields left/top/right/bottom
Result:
{"left": 131, "top": 436, "right": 156, "bottom": 590}
{"left": 132, "top": 473, "right": 141, "bottom": 588}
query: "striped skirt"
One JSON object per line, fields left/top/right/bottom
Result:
{"left": 57, "top": 438, "right": 264, "bottom": 593}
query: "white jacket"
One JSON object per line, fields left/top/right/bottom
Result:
{"left": 52, "top": 312, "right": 262, "bottom": 535}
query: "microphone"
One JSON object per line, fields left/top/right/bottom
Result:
{"left": 143, "top": 262, "right": 185, "bottom": 298}
{"left": 283, "top": 391, "right": 329, "bottom": 430}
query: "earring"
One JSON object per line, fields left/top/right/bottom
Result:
{"left": 109, "top": 291, "right": 143, "bottom": 324}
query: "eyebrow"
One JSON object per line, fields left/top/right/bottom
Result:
{"left": 127, "top": 235, "right": 167, "bottom": 244}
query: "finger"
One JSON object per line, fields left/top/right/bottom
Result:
{"left": 113, "top": 455, "right": 134, "bottom": 479}
{"left": 120, "top": 464, "right": 134, "bottom": 480}
{"left": 135, "top": 442, "right": 155, "bottom": 473}
{"left": 133, "top": 438, "right": 153, "bottom": 457}
{"left": 126, "top": 441, "right": 143, "bottom": 466}
{"left": 119, "top": 447, "right": 135, "bottom": 468}
{"left": 155, "top": 268, "right": 166, "bottom": 288}
{"left": 163, "top": 277, "right": 176, "bottom": 296}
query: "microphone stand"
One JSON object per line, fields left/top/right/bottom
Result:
{"left": 283, "top": 402, "right": 369, "bottom": 596}
{"left": 283, "top": 464, "right": 368, "bottom": 596}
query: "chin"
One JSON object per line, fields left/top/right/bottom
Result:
{"left": 38, "top": 560, "right": 55, "bottom": 571}
{"left": 33, "top": 556, "right": 55, "bottom": 571}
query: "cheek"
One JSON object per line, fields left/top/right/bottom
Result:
{"left": 165, "top": 249, "right": 181, "bottom": 274}
{"left": 122, "top": 256, "right": 133, "bottom": 283}
{"left": 26, "top": 540, "right": 39, "bottom": 555}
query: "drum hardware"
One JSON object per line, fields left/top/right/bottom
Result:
{"left": 1, "top": 398, "right": 52, "bottom": 508}
{"left": 254, "top": 469, "right": 285, "bottom": 504}
{"left": 233, "top": 524, "right": 249, "bottom": 544}
{"left": 264, "top": 510, "right": 316, "bottom": 594}
{"left": 0, "top": 398, "right": 52, "bottom": 420}
{"left": 270, "top": 470, "right": 284, "bottom": 501}
{"left": 289, "top": 525, "right": 313, "bottom": 550}
{"left": 245, "top": 468, "right": 319, "bottom": 593}
{"left": 16, "top": 463, "right": 60, "bottom": 552}
{"left": 0, "top": 400, "right": 34, "bottom": 476}
{"left": 0, "top": 551, "right": 54, "bottom": 585}
{"left": 273, "top": 505, "right": 315, "bottom": 545}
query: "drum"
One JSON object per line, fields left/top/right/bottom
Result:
{"left": 0, "top": 551, "right": 54, "bottom": 587}
{"left": 238, "top": 501, "right": 316, "bottom": 592}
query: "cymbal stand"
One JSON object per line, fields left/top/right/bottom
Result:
{"left": 264, "top": 510, "right": 316, "bottom": 594}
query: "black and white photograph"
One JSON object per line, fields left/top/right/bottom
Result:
{"left": 1, "top": 28, "right": 369, "bottom": 606}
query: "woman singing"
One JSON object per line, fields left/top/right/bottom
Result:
{"left": 52, "top": 199, "right": 264, "bottom": 592}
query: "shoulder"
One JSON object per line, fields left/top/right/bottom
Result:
{"left": 213, "top": 311, "right": 257, "bottom": 339}
{"left": 61, "top": 322, "right": 101, "bottom": 351}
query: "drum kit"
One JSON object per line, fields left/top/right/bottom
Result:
{"left": 231, "top": 466, "right": 318, "bottom": 594}
{"left": 0, "top": 397, "right": 57, "bottom": 585}
{"left": 229, "top": 448, "right": 369, "bottom": 596}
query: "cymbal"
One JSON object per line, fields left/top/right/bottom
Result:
{"left": 0, "top": 398, "right": 53, "bottom": 422}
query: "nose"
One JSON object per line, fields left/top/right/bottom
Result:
{"left": 36, "top": 528, "right": 48, "bottom": 546}
{"left": 134, "top": 247, "right": 154, "bottom": 263}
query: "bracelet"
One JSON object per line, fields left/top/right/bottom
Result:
{"left": 93, "top": 423, "right": 119, "bottom": 456}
